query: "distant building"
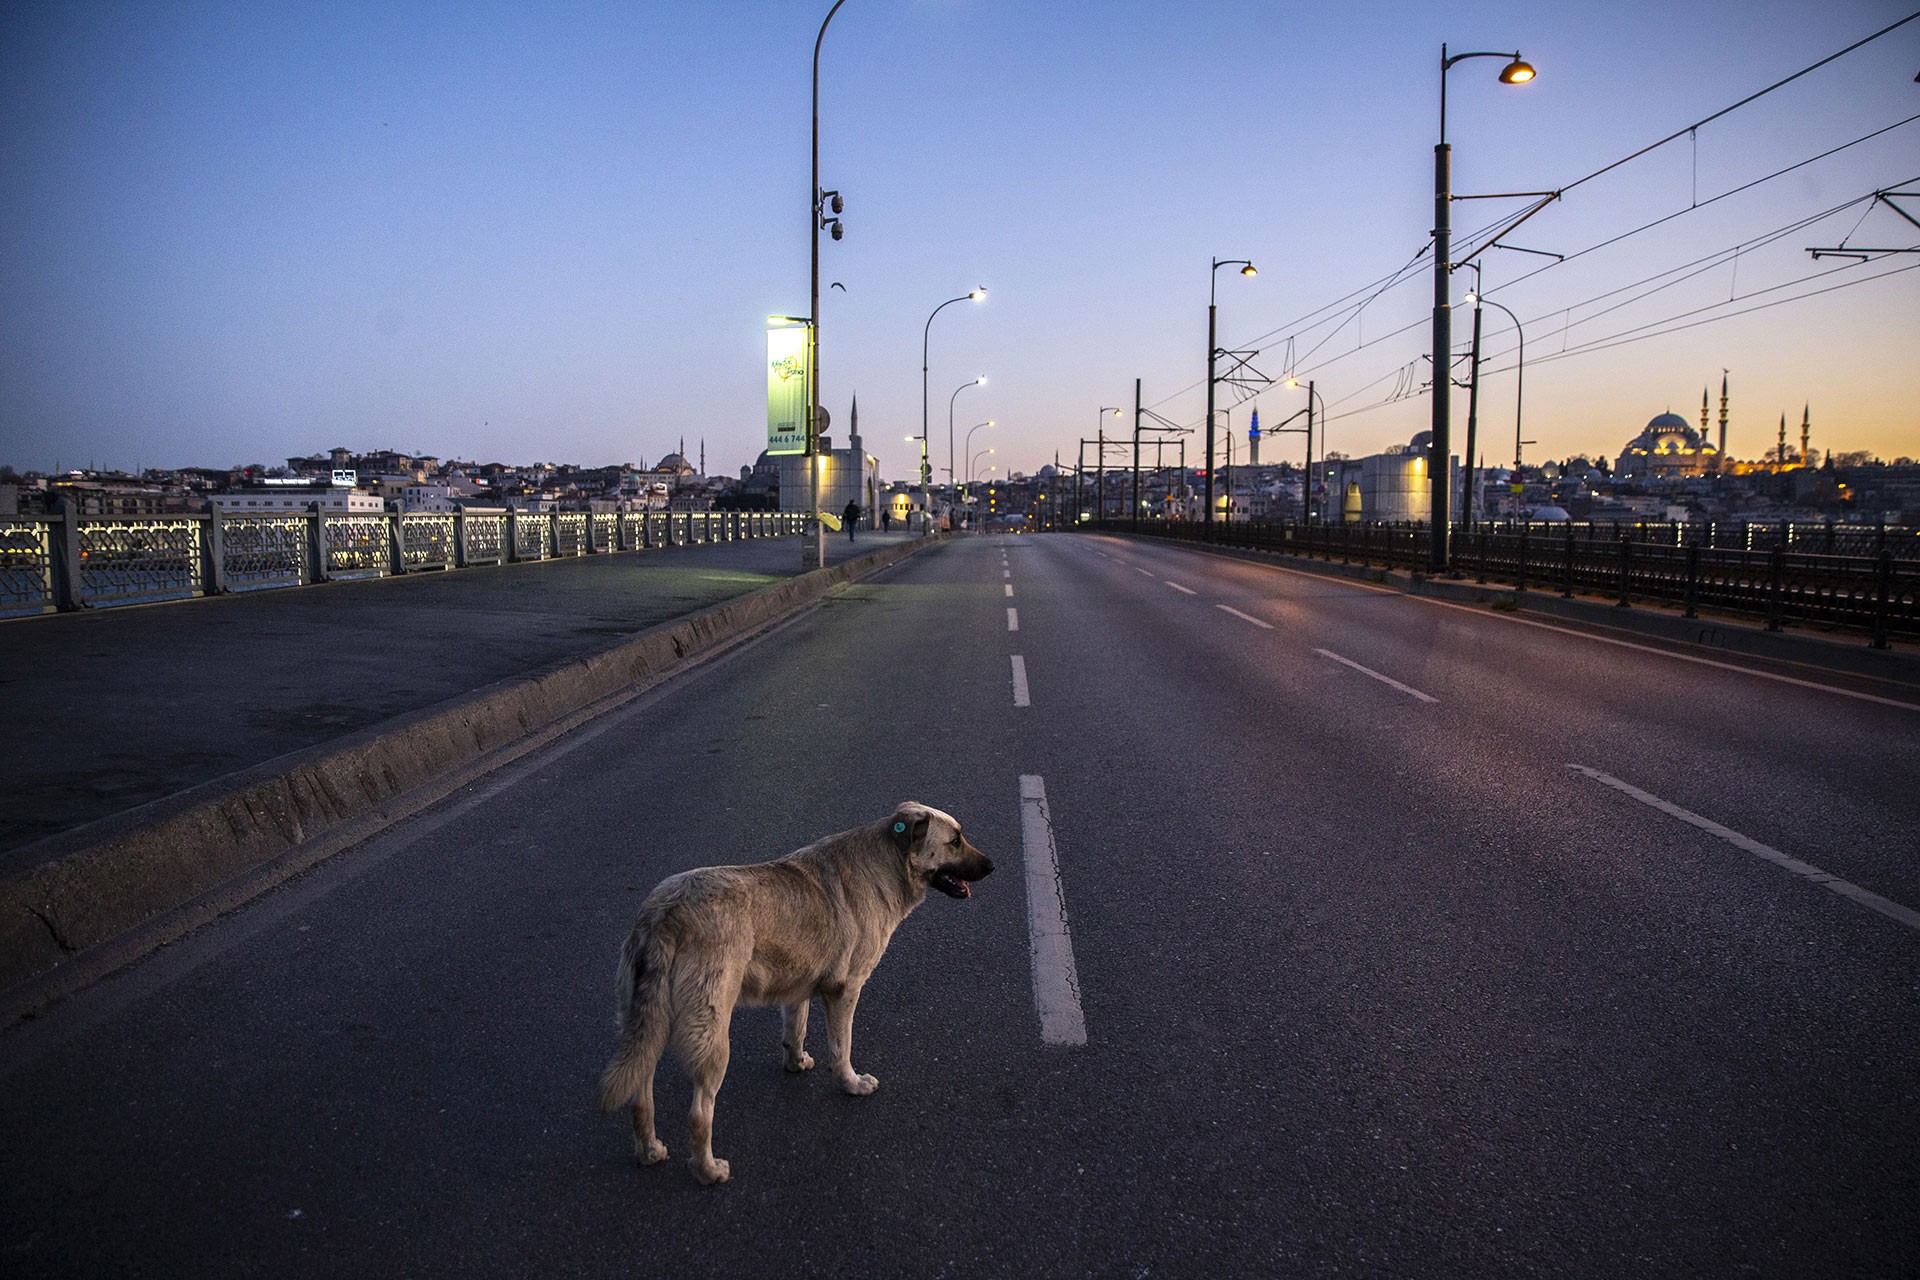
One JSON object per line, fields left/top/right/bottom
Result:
{"left": 1615, "top": 412, "right": 1720, "bottom": 479}
{"left": 209, "top": 477, "right": 383, "bottom": 514}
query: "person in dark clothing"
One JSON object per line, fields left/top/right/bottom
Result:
{"left": 880, "top": 509, "right": 891, "bottom": 532}
{"left": 843, "top": 500, "right": 860, "bottom": 541}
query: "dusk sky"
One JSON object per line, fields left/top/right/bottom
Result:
{"left": 3, "top": 0, "right": 1916, "bottom": 485}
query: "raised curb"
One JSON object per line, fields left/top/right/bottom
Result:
{"left": 1108, "top": 534, "right": 1920, "bottom": 688}
{"left": 0, "top": 534, "right": 941, "bottom": 997}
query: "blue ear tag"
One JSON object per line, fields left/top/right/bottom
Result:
{"left": 893, "top": 821, "right": 907, "bottom": 834}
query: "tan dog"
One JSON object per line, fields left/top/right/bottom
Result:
{"left": 598, "top": 802, "right": 994, "bottom": 1185}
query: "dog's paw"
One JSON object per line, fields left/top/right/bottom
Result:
{"left": 691, "top": 1157, "right": 731, "bottom": 1186}
{"left": 841, "top": 1072, "right": 880, "bottom": 1097}
{"left": 637, "top": 1138, "right": 668, "bottom": 1165}
{"left": 785, "top": 1050, "right": 815, "bottom": 1073}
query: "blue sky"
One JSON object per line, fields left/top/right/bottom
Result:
{"left": 3, "top": 0, "right": 1916, "bottom": 483}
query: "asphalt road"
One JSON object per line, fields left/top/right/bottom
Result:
{"left": 3, "top": 533, "right": 1917, "bottom": 1277}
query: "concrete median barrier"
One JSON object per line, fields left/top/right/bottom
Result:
{"left": 0, "top": 534, "right": 941, "bottom": 1004}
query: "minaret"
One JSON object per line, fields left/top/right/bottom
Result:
{"left": 1701, "top": 386, "right": 1710, "bottom": 435}
{"left": 699, "top": 439, "right": 705, "bottom": 476}
{"left": 1248, "top": 408, "right": 1261, "bottom": 465}
{"left": 1717, "top": 373, "right": 1730, "bottom": 459}
{"left": 1799, "top": 404, "right": 1810, "bottom": 468}
{"left": 1777, "top": 413, "right": 1787, "bottom": 469}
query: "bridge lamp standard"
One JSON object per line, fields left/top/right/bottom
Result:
{"left": 1283, "top": 377, "right": 1325, "bottom": 522}
{"left": 922, "top": 288, "right": 987, "bottom": 487}
{"left": 1430, "top": 43, "right": 1535, "bottom": 572}
{"left": 805, "top": 0, "right": 852, "bottom": 570}
{"left": 964, "top": 421, "right": 996, "bottom": 484}
{"left": 949, "top": 376, "right": 986, "bottom": 490}
{"left": 1463, "top": 291, "right": 1528, "bottom": 523}
{"left": 1206, "top": 258, "right": 1257, "bottom": 540}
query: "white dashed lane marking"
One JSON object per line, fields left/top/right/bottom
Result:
{"left": 1165, "top": 581, "right": 1196, "bottom": 595}
{"left": 1019, "top": 775, "right": 1088, "bottom": 1047}
{"left": 1010, "top": 655, "right": 1030, "bottom": 707}
{"left": 1007, "top": 608, "right": 1019, "bottom": 632}
{"left": 1314, "top": 649, "right": 1438, "bottom": 703}
{"left": 1216, "top": 605, "right": 1274, "bottom": 630}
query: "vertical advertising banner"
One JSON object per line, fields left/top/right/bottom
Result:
{"left": 766, "top": 326, "right": 810, "bottom": 456}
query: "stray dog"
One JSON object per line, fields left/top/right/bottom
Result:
{"left": 598, "top": 802, "right": 994, "bottom": 1185}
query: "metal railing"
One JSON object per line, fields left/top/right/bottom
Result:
{"left": 1096, "top": 517, "right": 1919, "bottom": 648}
{"left": 1, "top": 506, "right": 808, "bottom": 619}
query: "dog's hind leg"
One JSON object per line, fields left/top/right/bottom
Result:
{"left": 822, "top": 982, "right": 878, "bottom": 1096}
{"left": 781, "top": 1000, "right": 815, "bottom": 1072}
{"left": 677, "top": 998, "right": 735, "bottom": 1186}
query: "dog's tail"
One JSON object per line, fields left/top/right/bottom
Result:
{"left": 598, "top": 924, "right": 673, "bottom": 1112}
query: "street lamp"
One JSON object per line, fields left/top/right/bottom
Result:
{"left": 1206, "top": 257, "right": 1257, "bottom": 540}
{"left": 1283, "top": 377, "right": 1325, "bottom": 522}
{"left": 922, "top": 288, "right": 987, "bottom": 487}
{"left": 1090, "top": 406, "right": 1121, "bottom": 523}
{"left": 1430, "top": 43, "right": 1534, "bottom": 572}
{"left": 949, "top": 376, "right": 985, "bottom": 488}
{"left": 805, "top": 0, "right": 852, "bottom": 571}
{"left": 964, "top": 421, "right": 996, "bottom": 481}
{"left": 1464, "top": 291, "right": 1528, "bottom": 522}
{"left": 971, "top": 447, "right": 995, "bottom": 483}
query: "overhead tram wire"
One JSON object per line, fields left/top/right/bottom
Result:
{"left": 1138, "top": 15, "right": 1919, "bottom": 445}
{"left": 1453, "top": 177, "right": 1919, "bottom": 373}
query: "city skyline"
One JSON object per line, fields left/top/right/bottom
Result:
{"left": 3, "top": 0, "right": 1916, "bottom": 485}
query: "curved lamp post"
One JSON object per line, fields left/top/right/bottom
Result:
{"left": 948, "top": 376, "right": 985, "bottom": 487}
{"left": 922, "top": 288, "right": 986, "bottom": 486}
{"left": 1464, "top": 290, "right": 1527, "bottom": 522}
{"left": 806, "top": 0, "right": 852, "bottom": 569}
{"left": 1429, "top": 43, "right": 1534, "bottom": 572}
{"left": 964, "top": 421, "right": 996, "bottom": 480}
{"left": 1283, "top": 377, "right": 1325, "bottom": 522}
{"left": 1206, "top": 258, "right": 1257, "bottom": 539}
{"left": 971, "top": 447, "right": 995, "bottom": 483}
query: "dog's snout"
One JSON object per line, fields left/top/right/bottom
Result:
{"left": 974, "top": 855, "right": 995, "bottom": 878}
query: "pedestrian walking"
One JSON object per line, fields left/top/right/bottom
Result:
{"left": 880, "top": 509, "right": 891, "bottom": 533}
{"left": 843, "top": 500, "right": 860, "bottom": 541}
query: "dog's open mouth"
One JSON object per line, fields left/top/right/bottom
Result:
{"left": 931, "top": 870, "right": 973, "bottom": 899}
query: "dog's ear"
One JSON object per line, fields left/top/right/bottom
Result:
{"left": 890, "top": 811, "right": 930, "bottom": 854}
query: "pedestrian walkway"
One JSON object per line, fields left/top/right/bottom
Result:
{"left": 0, "top": 530, "right": 926, "bottom": 859}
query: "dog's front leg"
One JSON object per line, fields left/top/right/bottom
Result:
{"left": 781, "top": 1000, "right": 815, "bottom": 1072}
{"left": 822, "top": 983, "right": 878, "bottom": 1096}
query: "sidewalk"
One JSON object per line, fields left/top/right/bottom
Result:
{"left": 0, "top": 529, "right": 925, "bottom": 858}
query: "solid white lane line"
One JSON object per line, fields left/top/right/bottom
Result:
{"left": 1018, "top": 775, "right": 1089, "bottom": 1047}
{"left": 1412, "top": 598, "right": 1920, "bottom": 713}
{"left": 1004, "top": 584, "right": 1014, "bottom": 597}
{"left": 1313, "top": 648, "right": 1439, "bottom": 703}
{"left": 1567, "top": 764, "right": 1920, "bottom": 935}
{"left": 1217, "top": 604, "right": 1274, "bottom": 629}
{"left": 1165, "top": 581, "right": 1196, "bottom": 595}
{"left": 1010, "top": 655, "right": 1030, "bottom": 707}
{"left": 1007, "top": 607, "right": 1020, "bottom": 632}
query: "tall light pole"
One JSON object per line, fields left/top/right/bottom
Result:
{"left": 1206, "top": 257, "right": 1257, "bottom": 539}
{"left": 971, "top": 448, "right": 995, "bottom": 483}
{"left": 1430, "top": 43, "right": 1534, "bottom": 572}
{"left": 1285, "top": 377, "right": 1324, "bottom": 521}
{"left": 922, "top": 289, "right": 986, "bottom": 487}
{"left": 1465, "top": 290, "right": 1528, "bottom": 521}
{"left": 964, "top": 421, "right": 996, "bottom": 481}
{"left": 948, "top": 376, "right": 985, "bottom": 488}
{"left": 1094, "top": 406, "right": 1120, "bottom": 523}
{"left": 806, "top": 0, "right": 851, "bottom": 570}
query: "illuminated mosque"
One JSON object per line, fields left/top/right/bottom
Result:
{"left": 1614, "top": 375, "right": 1821, "bottom": 480}
{"left": 1614, "top": 376, "right": 1726, "bottom": 479}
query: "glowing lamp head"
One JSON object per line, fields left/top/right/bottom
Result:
{"left": 1240, "top": 264, "right": 1258, "bottom": 277}
{"left": 1499, "top": 58, "right": 1535, "bottom": 84}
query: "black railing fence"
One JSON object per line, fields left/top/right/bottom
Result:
{"left": 1093, "top": 518, "right": 1918, "bottom": 648}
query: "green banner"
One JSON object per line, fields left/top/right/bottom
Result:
{"left": 766, "top": 326, "right": 810, "bottom": 456}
